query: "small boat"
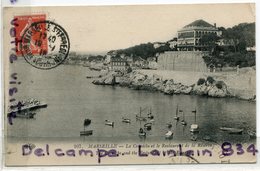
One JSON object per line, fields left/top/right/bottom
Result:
{"left": 180, "top": 110, "right": 187, "bottom": 126}
{"left": 190, "top": 109, "right": 199, "bottom": 132}
{"left": 203, "top": 135, "right": 211, "bottom": 141}
{"left": 105, "top": 120, "right": 114, "bottom": 127}
{"left": 147, "top": 108, "right": 154, "bottom": 119}
{"left": 122, "top": 118, "right": 131, "bottom": 123}
{"left": 139, "top": 128, "right": 146, "bottom": 137}
{"left": 181, "top": 120, "right": 187, "bottom": 126}
{"left": 190, "top": 124, "right": 199, "bottom": 132}
{"left": 8, "top": 99, "right": 47, "bottom": 114}
{"left": 86, "top": 76, "right": 92, "bottom": 79}
{"left": 84, "top": 119, "right": 91, "bottom": 127}
{"left": 166, "top": 122, "right": 172, "bottom": 128}
{"left": 16, "top": 112, "right": 36, "bottom": 119}
{"left": 150, "top": 119, "right": 155, "bottom": 122}
{"left": 81, "top": 118, "right": 93, "bottom": 136}
{"left": 165, "top": 130, "right": 173, "bottom": 139}
{"left": 174, "top": 105, "right": 180, "bottom": 120}
{"left": 80, "top": 130, "right": 93, "bottom": 136}
{"left": 136, "top": 107, "right": 147, "bottom": 121}
{"left": 190, "top": 135, "right": 197, "bottom": 141}
{"left": 144, "top": 122, "right": 152, "bottom": 131}
{"left": 136, "top": 115, "right": 147, "bottom": 121}
{"left": 247, "top": 130, "right": 256, "bottom": 138}
{"left": 220, "top": 127, "right": 243, "bottom": 134}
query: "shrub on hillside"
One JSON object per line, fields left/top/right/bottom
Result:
{"left": 215, "top": 81, "right": 223, "bottom": 89}
{"left": 197, "top": 78, "right": 206, "bottom": 85}
{"left": 206, "top": 76, "right": 215, "bottom": 84}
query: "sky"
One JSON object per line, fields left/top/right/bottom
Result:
{"left": 6, "top": 3, "right": 255, "bottom": 54}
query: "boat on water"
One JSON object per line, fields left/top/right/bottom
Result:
{"left": 139, "top": 128, "right": 146, "bottom": 137}
{"left": 147, "top": 108, "right": 154, "bottom": 119}
{"left": 81, "top": 118, "right": 93, "bottom": 136}
{"left": 8, "top": 98, "right": 47, "bottom": 114}
{"left": 105, "top": 120, "right": 114, "bottom": 127}
{"left": 144, "top": 122, "right": 152, "bottom": 131}
{"left": 16, "top": 112, "right": 36, "bottom": 119}
{"left": 165, "top": 130, "right": 173, "bottom": 139}
{"left": 166, "top": 122, "right": 172, "bottom": 128}
{"left": 190, "top": 109, "right": 199, "bottom": 132}
{"left": 180, "top": 110, "right": 187, "bottom": 126}
{"left": 220, "top": 127, "right": 243, "bottom": 134}
{"left": 174, "top": 105, "right": 180, "bottom": 121}
{"left": 190, "top": 135, "right": 197, "bottom": 141}
{"left": 247, "top": 130, "right": 256, "bottom": 138}
{"left": 80, "top": 130, "right": 93, "bottom": 136}
{"left": 136, "top": 115, "right": 147, "bottom": 121}
{"left": 122, "top": 117, "right": 131, "bottom": 123}
{"left": 136, "top": 107, "right": 147, "bottom": 121}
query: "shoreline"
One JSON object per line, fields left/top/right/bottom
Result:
{"left": 92, "top": 68, "right": 256, "bottom": 102}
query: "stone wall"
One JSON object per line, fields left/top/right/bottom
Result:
{"left": 157, "top": 51, "right": 208, "bottom": 72}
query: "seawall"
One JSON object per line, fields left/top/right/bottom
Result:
{"left": 157, "top": 51, "right": 208, "bottom": 72}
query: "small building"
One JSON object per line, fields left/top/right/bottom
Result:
{"left": 153, "top": 42, "right": 166, "bottom": 49}
{"left": 177, "top": 19, "right": 222, "bottom": 51}
{"left": 216, "top": 38, "right": 234, "bottom": 47}
{"left": 110, "top": 57, "right": 127, "bottom": 71}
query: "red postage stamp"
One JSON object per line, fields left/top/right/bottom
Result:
{"left": 15, "top": 14, "right": 47, "bottom": 56}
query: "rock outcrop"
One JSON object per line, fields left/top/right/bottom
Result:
{"left": 92, "top": 70, "right": 255, "bottom": 100}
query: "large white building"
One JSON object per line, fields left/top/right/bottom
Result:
{"left": 177, "top": 19, "right": 222, "bottom": 51}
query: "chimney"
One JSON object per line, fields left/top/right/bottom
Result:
{"left": 214, "top": 23, "right": 216, "bottom": 28}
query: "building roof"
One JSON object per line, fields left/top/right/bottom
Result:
{"left": 184, "top": 19, "right": 214, "bottom": 28}
{"left": 178, "top": 19, "right": 218, "bottom": 32}
{"left": 111, "top": 56, "right": 127, "bottom": 62}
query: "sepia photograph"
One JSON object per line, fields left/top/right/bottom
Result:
{"left": 3, "top": 3, "right": 256, "bottom": 165}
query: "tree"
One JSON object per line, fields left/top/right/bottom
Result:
{"left": 200, "top": 33, "right": 219, "bottom": 52}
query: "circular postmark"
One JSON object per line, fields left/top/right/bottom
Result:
{"left": 20, "top": 20, "right": 70, "bottom": 69}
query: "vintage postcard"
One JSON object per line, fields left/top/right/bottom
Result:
{"left": 3, "top": 3, "right": 257, "bottom": 166}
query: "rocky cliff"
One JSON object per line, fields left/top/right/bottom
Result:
{"left": 92, "top": 69, "right": 256, "bottom": 101}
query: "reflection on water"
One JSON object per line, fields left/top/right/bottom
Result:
{"left": 7, "top": 61, "right": 256, "bottom": 144}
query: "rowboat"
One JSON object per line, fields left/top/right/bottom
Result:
{"left": 122, "top": 118, "right": 131, "bottom": 123}
{"left": 16, "top": 112, "right": 36, "bottom": 119}
{"left": 105, "top": 120, "right": 114, "bottom": 127}
{"left": 247, "top": 130, "right": 256, "bottom": 138}
{"left": 165, "top": 130, "right": 173, "bottom": 139}
{"left": 136, "top": 115, "right": 147, "bottom": 121}
{"left": 8, "top": 99, "right": 47, "bottom": 114}
{"left": 147, "top": 108, "right": 154, "bottom": 119}
{"left": 180, "top": 110, "right": 187, "bottom": 126}
{"left": 190, "top": 109, "right": 199, "bottom": 132}
{"left": 136, "top": 107, "right": 147, "bottom": 121}
{"left": 139, "top": 128, "right": 146, "bottom": 137}
{"left": 144, "top": 122, "right": 152, "bottom": 131}
{"left": 166, "top": 122, "right": 172, "bottom": 128}
{"left": 80, "top": 130, "right": 93, "bottom": 136}
{"left": 220, "top": 127, "right": 243, "bottom": 134}
{"left": 174, "top": 105, "right": 180, "bottom": 120}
